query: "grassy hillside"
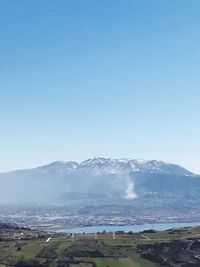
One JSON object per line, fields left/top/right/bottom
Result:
{"left": 1, "top": 226, "right": 200, "bottom": 266}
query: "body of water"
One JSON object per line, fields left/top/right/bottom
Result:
{"left": 57, "top": 222, "right": 200, "bottom": 234}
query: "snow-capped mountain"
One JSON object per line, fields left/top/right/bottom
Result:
{"left": 33, "top": 157, "right": 193, "bottom": 176}
{"left": 0, "top": 158, "right": 197, "bottom": 204}
{"left": 78, "top": 157, "right": 193, "bottom": 176}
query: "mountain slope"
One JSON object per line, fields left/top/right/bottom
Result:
{"left": 0, "top": 158, "right": 197, "bottom": 204}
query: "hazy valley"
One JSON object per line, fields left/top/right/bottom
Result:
{"left": 0, "top": 158, "right": 200, "bottom": 230}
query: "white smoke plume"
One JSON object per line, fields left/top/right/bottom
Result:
{"left": 126, "top": 177, "right": 137, "bottom": 199}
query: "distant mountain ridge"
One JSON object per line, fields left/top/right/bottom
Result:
{"left": 9, "top": 157, "right": 194, "bottom": 176}
{"left": 0, "top": 157, "right": 198, "bottom": 205}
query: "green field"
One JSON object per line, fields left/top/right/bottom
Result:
{"left": 94, "top": 257, "right": 155, "bottom": 267}
{"left": 1, "top": 227, "right": 200, "bottom": 267}
{"left": 0, "top": 236, "right": 155, "bottom": 266}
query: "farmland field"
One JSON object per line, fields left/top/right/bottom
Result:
{"left": 1, "top": 227, "right": 200, "bottom": 266}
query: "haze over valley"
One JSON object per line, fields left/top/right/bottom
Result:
{"left": 0, "top": 157, "right": 196, "bottom": 204}
{"left": 0, "top": 157, "right": 200, "bottom": 230}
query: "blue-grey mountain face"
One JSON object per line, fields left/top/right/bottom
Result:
{"left": 0, "top": 158, "right": 198, "bottom": 205}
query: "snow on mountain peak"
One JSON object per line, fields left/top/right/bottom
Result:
{"left": 78, "top": 158, "right": 193, "bottom": 176}
{"left": 35, "top": 157, "right": 193, "bottom": 176}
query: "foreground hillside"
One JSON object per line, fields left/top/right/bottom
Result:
{"left": 1, "top": 223, "right": 200, "bottom": 266}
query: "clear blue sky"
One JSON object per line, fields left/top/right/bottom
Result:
{"left": 0, "top": 0, "right": 200, "bottom": 173}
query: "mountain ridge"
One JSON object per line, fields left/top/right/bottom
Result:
{"left": 0, "top": 157, "right": 198, "bottom": 204}
{"left": 1, "top": 157, "right": 195, "bottom": 176}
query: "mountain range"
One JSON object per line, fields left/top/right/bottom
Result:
{"left": 0, "top": 157, "right": 199, "bottom": 205}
